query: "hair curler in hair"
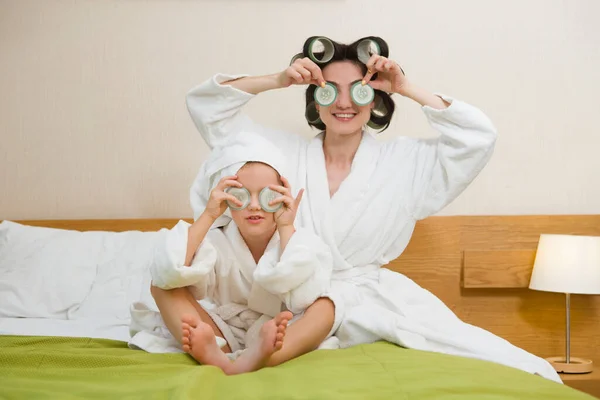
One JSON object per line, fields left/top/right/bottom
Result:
{"left": 303, "top": 36, "right": 336, "bottom": 64}
{"left": 305, "top": 101, "right": 322, "bottom": 124}
{"left": 289, "top": 52, "right": 304, "bottom": 66}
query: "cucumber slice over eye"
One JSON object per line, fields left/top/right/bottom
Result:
{"left": 259, "top": 187, "right": 283, "bottom": 213}
{"left": 224, "top": 187, "right": 250, "bottom": 210}
{"left": 351, "top": 82, "right": 375, "bottom": 106}
{"left": 357, "top": 39, "right": 381, "bottom": 65}
{"left": 308, "top": 37, "right": 335, "bottom": 64}
{"left": 314, "top": 83, "right": 337, "bottom": 107}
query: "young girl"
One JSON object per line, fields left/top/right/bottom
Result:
{"left": 129, "top": 141, "right": 340, "bottom": 375}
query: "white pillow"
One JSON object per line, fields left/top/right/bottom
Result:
{"left": 70, "top": 229, "right": 164, "bottom": 321}
{"left": 0, "top": 221, "right": 103, "bottom": 319}
{"left": 0, "top": 221, "right": 164, "bottom": 321}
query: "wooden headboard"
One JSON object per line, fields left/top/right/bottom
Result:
{"left": 12, "top": 215, "right": 600, "bottom": 363}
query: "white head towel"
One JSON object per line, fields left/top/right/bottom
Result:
{"left": 190, "top": 132, "right": 289, "bottom": 227}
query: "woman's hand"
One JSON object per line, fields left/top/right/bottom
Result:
{"left": 268, "top": 177, "right": 304, "bottom": 228}
{"left": 278, "top": 58, "right": 326, "bottom": 89}
{"left": 203, "top": 176, "right": 244, "bottom": 220}
{"left": 361, "top": 54, "right": 408, "bottom": 95}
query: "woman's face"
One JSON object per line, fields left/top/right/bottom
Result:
{"left": 317, "top": 61, "right": 374, "bottom": 136}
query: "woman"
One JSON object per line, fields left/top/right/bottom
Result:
{"left": 185, "top": 36, "right": 560, "bottom": 382}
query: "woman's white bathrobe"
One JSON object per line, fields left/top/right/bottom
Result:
{"left": 129, "top": 218, "right": 336, "bottom": 355}
{"left": 185, "top": 73, "right": 561, "bottom": 383}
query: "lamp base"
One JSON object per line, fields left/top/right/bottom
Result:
{"left": 546, "top": 357, "right": 593, "bottom": 374}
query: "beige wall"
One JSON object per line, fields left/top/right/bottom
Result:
{"left": 1, "top": 0, "right": 599, "bottom": 220}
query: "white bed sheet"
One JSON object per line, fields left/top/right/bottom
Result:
{"left": 0, "top": 221, "right": 166, "bottom": 343}
{"left": 0, "top": 317, "right": 131, "bottom": 342}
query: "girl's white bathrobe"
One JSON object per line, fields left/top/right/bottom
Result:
{"left": 129, "top": 207, "right": 337, "bottom": 355}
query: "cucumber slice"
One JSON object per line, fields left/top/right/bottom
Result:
{"left": 314, "top": 83, "right": 337, "bottom": 107}
{"left": 259, "top": 187, "right": 282, "bottom": 212}
{"left": 224, "top": 187, "right": 250, "bottom": 210}
{"left": 357, "top": 39, "right": 381, "bottom": 65}
{"left": 351, "top": 82, "right": 375, "bottom": 106}
{"left": 308, "top": 37, "right": 335, "bottom": 64}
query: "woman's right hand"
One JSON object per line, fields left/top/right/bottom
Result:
{"left": 203, "top": 176, "right": 244, "bottom": 220}
{"left": 278, "top": 57, "right": 326, "bottom": 88}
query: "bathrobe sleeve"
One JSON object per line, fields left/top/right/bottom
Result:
{"left": 150, "top": 220, "right": 219, "bottom": 299}
{"left": 185, "top": 73, "right": 300, "bottom": 152}
{"left": 389, "top": 94, "right": 498, "bottom": 220}
{"left": 253, "top": 229, "right": 333, "bottom": 314}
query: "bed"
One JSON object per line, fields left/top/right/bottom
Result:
{"left": 1, "top": 216, "right": 599, "bottom": 399}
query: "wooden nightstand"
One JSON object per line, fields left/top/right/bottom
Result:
{"left": 561, "top": 369, "right": 600, "bottom": 399}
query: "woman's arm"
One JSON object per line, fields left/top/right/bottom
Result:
{"left": 398, "top": 82, "right": 451, "bottom": 110}
{"left": 186, "top": 58, "right": 325, "bottom": 149}
{"left": 220, "top": 73, "right": 282, "bottom": 95}
{"left": 362, "top": 54, "right": 450, "bottom": 110}
{"left": 391, "top": 94, "right": 498, "bottom": 221}
{"left": 222, "top": 59, "right": 326, "bottom": 95}
{"left": 364, "top": 54, "right": 497, "bottom": 219}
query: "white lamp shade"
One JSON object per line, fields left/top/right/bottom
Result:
{"left": 529, "top": 234, "right": 600, "bottom": 295}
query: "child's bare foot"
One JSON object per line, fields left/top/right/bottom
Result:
{"left": 181, "top": 315, "right": 233, "bottom": 373}
{"left": 230, "top": 311, "right": 292, "bottom": 374}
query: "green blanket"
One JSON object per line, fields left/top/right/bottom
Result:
{"left": 0, "top": 336, "right": 593, "bottom": 399}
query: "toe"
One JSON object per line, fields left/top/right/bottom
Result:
{"left": 275, "top": 311, "right": 293, "bottom": 325}
{"left": 181, "top": 315, "right": 197, "bottom": 328}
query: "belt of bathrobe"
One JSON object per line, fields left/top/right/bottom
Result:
{"left": 332, "top": 264, "right": 379, "bottom": 280}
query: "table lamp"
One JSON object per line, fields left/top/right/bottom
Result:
{"left": 529, "top": 234, "right": 600, "bottom": 373}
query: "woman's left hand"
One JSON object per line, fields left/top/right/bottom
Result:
{"left": 362, "top": 55, "right": 408, "bottom": 95}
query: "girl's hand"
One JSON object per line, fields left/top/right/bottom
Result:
{"left": 278, "top": 57, "right": 326, "bottom": 88}
{"left": 361, "top": 54, "right": 408, "bottom": 95}
{"left": 267, "top": 176, "right": 304, "bottom": 228}
{"left": 204, "top": 176, "right": 244, "bottom": 220}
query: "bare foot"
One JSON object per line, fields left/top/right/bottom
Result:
{"left": 181, "top": 315, "right": 234, "bottom": 373}
{"left": 230, "top": 311, "right": 293, "bottom": 374}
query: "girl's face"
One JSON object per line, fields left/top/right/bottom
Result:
{"left": 317, "top": 61, "right": 374, "bottom": 137}
{"left": 230, "top": 163, "right": 279, "bottom": 239}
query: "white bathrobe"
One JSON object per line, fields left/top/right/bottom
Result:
{"left": 129, "top": 218, "right": 337, "bottom": 355}
{"left": 184, "top": 73, "right": 561, "bottom": 383}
